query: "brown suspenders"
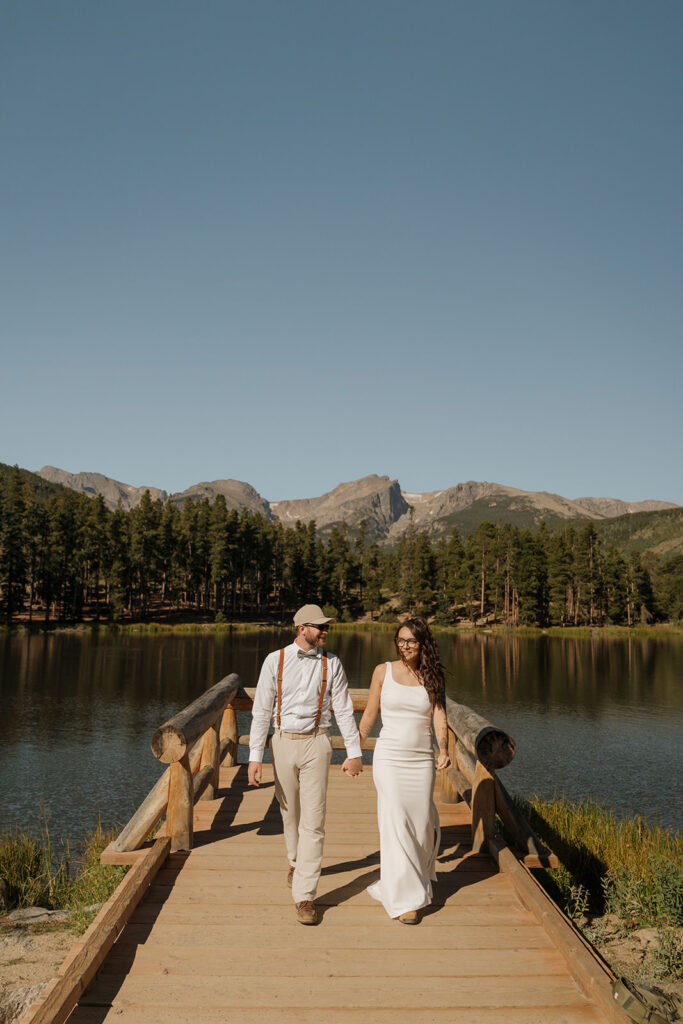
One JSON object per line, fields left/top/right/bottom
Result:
{"left": 276, "top": 648, "right": 328, "bottom": 730}
{"left": 315, "top": 651, "right": 328, "bottom": 728}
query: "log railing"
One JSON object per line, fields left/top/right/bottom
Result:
{"left": 439, "top": 696, "right": 557, "bottom": 867}
{"left": 102, "top": 674, "right": 242, "bottom": 861}
{"left": 102, "top": 676, "right": 555, "bottom": 868}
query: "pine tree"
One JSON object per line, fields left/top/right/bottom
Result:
{"left": 603, "top": 546, "right": 627, "bottom": 624}
{"left": 356, "top": 518, "right": 368, "bottom": 607}
{"left": 440, "top": 527, "right": 466, "bottom": 616}
{"left": 327, "top": 524, "right": 355, "bottom": 616}
{"left": 626, "top": 553, "right": 655, "bottom": 625}
{"left": 158, "top": 499, "right": 182, "bottom": 607}
{"left": 23, "top": 482, "right": 46, "bottom": 622}
{"left": 513, "top": 530, "right": 548, "bottom": 625}
{"left": 81, "top": 494, "right": 110, "bottom": 621}
{"left": 0, "top": 466, "right": 28, "bottom": 623}
{"left": 574, "top": 524, "right": 603, "bottom": 625}
{"left": 363, "top": 542, "right": 383, "bottom": 618}
{"left": 47, "top": 489, "right": 83, "bottom": 620}
{"left": 209, "top": 495, "right": 232, "bottom": 613}
{"left": 546, "top": 530, "right": 572, "bottom": 625}
{"left": 129, "top": 491, "right": 161, "bottom": 618}
{"left": 495, "top": 524, "right": 519, "bottom": 625}
{"left": 107, "top": 505, "right": 131, "bottom": 620}
{"left": 179, "top": 499, "right": 200, "bottom": 609}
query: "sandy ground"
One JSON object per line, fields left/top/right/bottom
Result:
{"left": 0, "top": 923, "right": 74, "bottom": 1023}
{"left": 584, "top": 916, "right": 683, "bottom": 1001}
{"left": 1, "top": 925, "right": 72, "bottom": 990}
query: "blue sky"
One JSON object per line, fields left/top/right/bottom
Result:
{"left": 2, "top": 1, "right": 681, "bottom": 503}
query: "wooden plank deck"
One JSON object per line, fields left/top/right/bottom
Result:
{"left": 67, "top": 764, "right": 612, "bottom": 1024}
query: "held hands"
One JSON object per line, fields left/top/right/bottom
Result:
{"left": 341, "top": 756, "right": 363, "bottom": 778}
{"left": 248, "top": 761, "right": 263, "bottom": 787}
{"left": 435, "top": 749, "right": 451, "bottom": 771}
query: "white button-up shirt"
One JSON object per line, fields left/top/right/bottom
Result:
{"left": 249, "top": 641, "right": 362, "bottom": 762}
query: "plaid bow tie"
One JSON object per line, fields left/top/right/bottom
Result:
{"left": 297, "top": 649, "right": 319, "bottom": 659}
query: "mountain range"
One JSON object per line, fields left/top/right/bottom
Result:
{"left": 36, "top": 465, "right": 679, "bottom": 546}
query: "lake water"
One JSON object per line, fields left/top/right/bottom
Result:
{"left": 0, "top": 629, "right": 681, "bottom": 843}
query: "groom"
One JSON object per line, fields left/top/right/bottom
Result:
{"left": 248, "top": 604, "right": 363, "bottom": 925}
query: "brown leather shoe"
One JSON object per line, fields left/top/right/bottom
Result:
{"left": 287, "top": 866, "right": 294, "bottom": 885}
{"left": 296, "top": 900, "right": 318, "bottom": 925}
{"left": 398, "top": 910, "right": 419, "bottom": 925}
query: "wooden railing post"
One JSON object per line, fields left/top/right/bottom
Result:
{"left": 220, "top": 706, "right": 238, "bottom": 767}
{"left": 471, "top": 760, "right": 496, "bottom": 854}
{"left": 167, "top": 752, "right": 194, "bottom": 852}
{"left": 199, "top": 716, "right": 220, "bottom": 801}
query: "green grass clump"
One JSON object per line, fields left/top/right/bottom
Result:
{"left": 518, "top": 795, "right": 682, "bottom": 929}
{"left": 650, "top": 925, "right": 683, "bottom": 979}
{"left": 0, "top": 828, "right": 70, "bottom": 908}
{"left": 63, "top": 819, "right": 127, "bottom": 932}
{"left": 603, "top": 856, "right": 683, "bottom": 929}
{"left": 0, "top": 818, "right": 127, "bottom": 933}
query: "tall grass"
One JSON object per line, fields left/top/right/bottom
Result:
{"left": 108, "top": 621, "right": 281, "bottom": 635}
{"left": 0, "top": 830, "right": 69, "bottom": 908}
{"left": 0, "top": 818, "right": 127, "bottom": 932}
{"left": 519, "top": 795, "right": 683, "bottom": 929}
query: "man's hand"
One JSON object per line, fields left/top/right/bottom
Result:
{"left": 248, "top": 761, "right": 263, "bottom": 787}
{"left": 341, "top": 756, "right": 363, "bottom": 778}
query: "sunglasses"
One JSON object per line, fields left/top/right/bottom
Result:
{"left": 305, "top": 623, "right": 330, "bottom": 631}
{"left": 396, "top": 638, "right": 420, "bottom": 649}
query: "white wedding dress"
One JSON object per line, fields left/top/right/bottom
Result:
{"left": 367, "top": 661, "right": 440, "bottom": 918}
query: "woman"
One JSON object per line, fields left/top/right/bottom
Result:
{"left": 359, "top": 617, "right": 450, "bottom": 924}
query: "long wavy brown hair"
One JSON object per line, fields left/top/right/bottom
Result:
{"left": 394, "top": 617, "right": 446, "bottom": 710}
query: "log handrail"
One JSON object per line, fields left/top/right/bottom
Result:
{"left": 439, "top": 697, "right": 556, "bottom": 866}
{"left": 445, "top": 696, "right": 516, "bottom": 771}
{"left": 103, "top": 676, "right": 243, "bottom": 860}
{"left": 151, "top": 673, "right": 241, "bottom": 763}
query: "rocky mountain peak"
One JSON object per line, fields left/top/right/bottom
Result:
{"left": 35, "top": 466, "right": 678, "bottom": 541}
{"left": 272, "top": 474, "right": 408, "bottom": 538}
{"left": 38, "top": 466, "right": 167, "bottom": 511}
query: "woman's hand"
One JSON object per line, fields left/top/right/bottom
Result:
{"left": 435, "top": 748, "right": 451, "bottom": 771}
{"left": 357, "top": 663, "right": 385, "bottom": 742}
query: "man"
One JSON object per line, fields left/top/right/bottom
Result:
{"left": 248, "top": 604, "right": 363, "bottom": 925}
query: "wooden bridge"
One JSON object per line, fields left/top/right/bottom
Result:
{"left": 22, "top": 674, "right": 630, "bottom": 1024}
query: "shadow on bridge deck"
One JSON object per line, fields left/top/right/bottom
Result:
{"left": 59, "top": 763, "right": 614, "bottom": 1024}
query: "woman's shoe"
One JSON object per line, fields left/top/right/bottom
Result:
{"left": 398, "top": 911, "right": 419, "bottom": 925}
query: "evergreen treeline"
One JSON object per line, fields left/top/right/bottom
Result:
{"left": 0, "top": 467, "right": 681, "bottom": 626}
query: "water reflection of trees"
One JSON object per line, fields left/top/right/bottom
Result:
{"left": 1, "top": 631, "right": 681, "bottom": 837}
{"left": 1, "top": 633, "right": 680, "bottom": 749}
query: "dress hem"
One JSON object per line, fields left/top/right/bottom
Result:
{"left": 367, "top": 881, "right": 433, "bottom": 918}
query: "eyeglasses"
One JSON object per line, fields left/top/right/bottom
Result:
{"left": 396, "top": 638, "right": 420, "bottom": 649}
{"left": 305, "top": 623, "right": 329, "bottom": 632}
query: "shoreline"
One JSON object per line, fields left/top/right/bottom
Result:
{"left": 2, "top": 620, "right": 682, "bottom": 639}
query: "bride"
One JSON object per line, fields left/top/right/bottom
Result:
{"left": 359, "top": 617, "right": 450, "bottom": 924}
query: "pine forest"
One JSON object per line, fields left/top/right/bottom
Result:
{"left": 0, "top": 466, "right": 681, "bottom": 627}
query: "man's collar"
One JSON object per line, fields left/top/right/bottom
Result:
{"left": 293, "top": 640, "right": 320, "bottom": 656}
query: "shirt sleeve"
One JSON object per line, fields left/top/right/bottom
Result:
{"left": 249, "top": 651, "right": 277, "bottom": 762}
{"left": 330, "top": 657, "right": 362, "bottom": 759}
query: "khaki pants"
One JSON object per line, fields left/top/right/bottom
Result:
{"left": 271, "top": 729, "right": 333, "bottom": 903}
